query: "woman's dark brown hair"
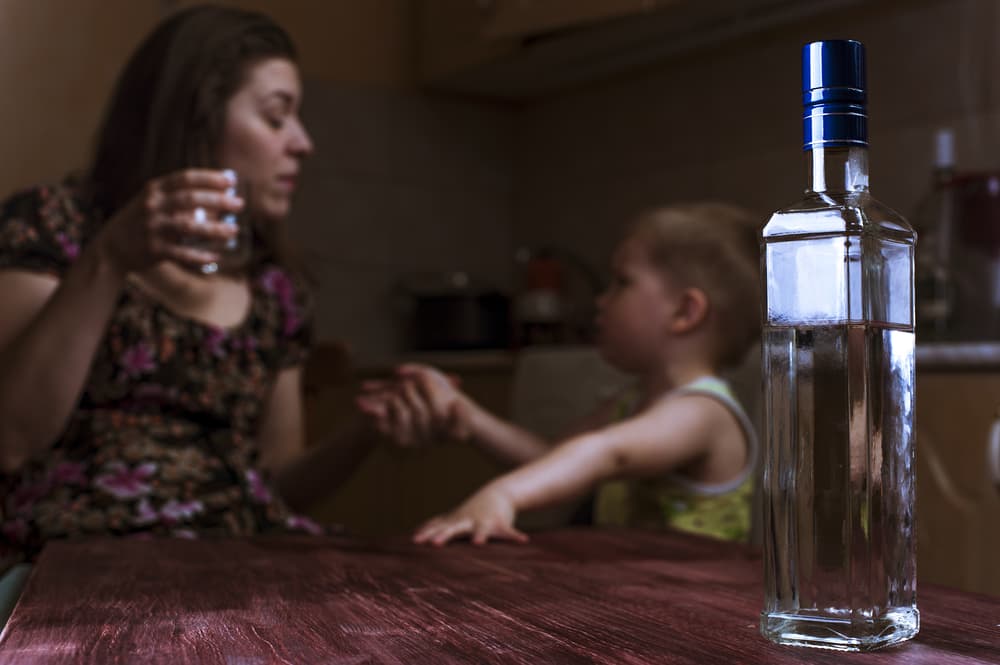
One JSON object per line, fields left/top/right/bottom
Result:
{"left": 85, "top": 4, "right": 298, "bottom": 271}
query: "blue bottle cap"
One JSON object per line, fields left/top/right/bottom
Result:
{"left": 802, "top": 40, "right": 867, "bottom": 150}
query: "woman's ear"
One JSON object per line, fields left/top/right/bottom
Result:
{"left": 669, "top": 287, "right": 710, "bottom": 335}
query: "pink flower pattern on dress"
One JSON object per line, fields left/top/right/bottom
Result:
{"left": 94, "top": 462, "right": 157, "bottom": 500}
{"left": 134, "top": 498, "right": 206, "bottom": 527}
{"left": 160, "top": 499, "right": 205, "bottom": 524}
{"left": 203, "top": 327, "right": 227, "bottom": 358}
{"left": 55, "top": 232, "right": 79, "bottom": 261}
{"left": 246, "top": 469, "right": 273, "bottom": 504}
{"left": 260, "top": 267, "right": 302, "bottom": 337}
{"left": 286, "top": 515, "right": 323, "bottom": 536}
{"left": 133, "top": 498, "right": 160, "bottom": 527}
{"left": 49, "top": 461, "right": 87, "bottom": 486}
{"left": 121, "top": 343, "right": 156, "bottom": 378}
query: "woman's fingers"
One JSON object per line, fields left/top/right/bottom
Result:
{"left": 161, "top": 188, "right": 244, "bottom": 215}
{"left": 158, "top": 211, "right": 237, "bottom": 242}
{"left": 360, "top": 379, "right": 393, "bottom": 393}
{"left": 157, "top": 243, "right": 220, "bottom": 269}
{"left": 157, "top": 169, "right": 236, "bottom": 193}
{"left": 355, "top": 394, "right": 388, "bottom": 422}
{"left": 400, "top": 380, "right": 432, "bottom": 441}
{"left": 386, "top": 394, "right": 415, "bottom": 446}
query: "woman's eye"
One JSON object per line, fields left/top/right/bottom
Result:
{"left": 263, "top": 111, "right": 286, "bottom": 129}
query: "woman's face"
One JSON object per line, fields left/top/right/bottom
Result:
{"left": 217, "top": 57, "right": 313, "bottom": 222}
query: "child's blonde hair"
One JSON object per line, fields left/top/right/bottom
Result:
{"left": 630, "top": 202, "right": 761, "bottom": 369}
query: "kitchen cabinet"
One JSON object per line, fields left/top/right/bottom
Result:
{"left": 417, "top": 0, "right": 666, "bottom": 83}
{"left": 415, "top": 0, "right": 864, "bottom": 99}
{"left": 915, "top": 364, "right": 1000, "bottom": 597}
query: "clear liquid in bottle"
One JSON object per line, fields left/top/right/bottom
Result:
{"left": 760, "top": 40, "right": 918, "bottom": 652}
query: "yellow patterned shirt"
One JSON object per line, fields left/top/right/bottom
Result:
{"left": 593, "top": 376, "right": 757, "bottom": 542}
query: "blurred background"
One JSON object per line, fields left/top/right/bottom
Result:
{"left": 4, "top": 0, "right": 1000, "bottom": 595}
{"left": 6, "top": 0, "right": 1000, "bottom": 361}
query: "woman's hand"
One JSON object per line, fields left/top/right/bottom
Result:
{"left": 96, "top": 169, "right": 243, "bottom": 275}
{"left": 412, "top": 483, "right": 528, "bottom": 547}
{"left": 356, "top": 364, "right": 472, "bottom": 447}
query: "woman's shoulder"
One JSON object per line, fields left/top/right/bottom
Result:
{"left": 0, "top": 182, "right": 93, "bottom": 275}
{"left": 252, "top": 263, "right": 314, "bottom": 366}
{"left": 255, "top": 264, "right": 313, "bottom": 317}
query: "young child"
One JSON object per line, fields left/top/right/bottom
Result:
{"left": 358, "top": 203, "right": 761, "bottom": 546}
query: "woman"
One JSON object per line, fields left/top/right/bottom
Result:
{"left": 0, "top": 5, "right": 366, "bottom": 576}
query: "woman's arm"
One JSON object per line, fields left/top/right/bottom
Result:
{"left": 0, "top": 249, "right": 125, "bottom": 472}
{"left": 258, "top": 366, "right": 374, "bottom": 512}
{"left": 0, "top": 171, "right": 244, "bottom": 472}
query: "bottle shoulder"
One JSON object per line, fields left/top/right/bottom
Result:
{"left": 762, "top": 192, "right": 914, "bottom": 242}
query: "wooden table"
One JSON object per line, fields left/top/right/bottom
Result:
{"left": 0, "top": 528, "right": 997, "bottom": 664}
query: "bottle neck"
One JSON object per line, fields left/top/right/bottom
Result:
{"left": 806, "top": 146, "right": 870, "bottom": 194}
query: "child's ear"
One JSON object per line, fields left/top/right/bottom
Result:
{"left": 669, "top": 287, "right": 710, "bottom": 334}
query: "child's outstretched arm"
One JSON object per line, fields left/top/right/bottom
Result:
{"left": 358, "top": 364, "right": 560, "bottom": 465}
{"left": 413, "top": 393, "right": 733, "bottom": 546}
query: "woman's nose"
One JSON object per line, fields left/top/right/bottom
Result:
{"left": 289, "top": 120, "right": 314, "bottom": 158}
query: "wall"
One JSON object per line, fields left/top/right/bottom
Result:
{"left": 512, "top": 0, "right": 1000, "bottom": 271}
{"left": 290, "top": 86, "right": 514, "bottom": 361}
{"left": 0, "top": 0, "right": 160, "bottom": 195}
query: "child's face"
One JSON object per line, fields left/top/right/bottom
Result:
{"left": 595, "top": 234, "right": 678, "bottom": 373}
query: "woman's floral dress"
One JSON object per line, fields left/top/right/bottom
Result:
{"left": 0, "top": 184, "right": 323, "bottom": 574}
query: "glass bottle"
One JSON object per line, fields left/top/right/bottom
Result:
{"left": 760, "top": 40, "right": 919, "bottom": 652}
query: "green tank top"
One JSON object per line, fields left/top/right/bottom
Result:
{"left": 593, "top": 376, "right": 757, "bottom": 542}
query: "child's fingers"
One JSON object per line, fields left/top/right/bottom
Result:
{"left": 413, "top": 517, "right": 443, "bottom": 544}
{"left": 472, "top": 522, "right": 492, "bottom": 546}
{"left": 499, "top": 524, "right": 530, "bottom": 544}
{"left": 431, "top": 519, "right": 472, "bottom": 546}
{"left": 413, "top": 516, "right": 468, "bottom": 546}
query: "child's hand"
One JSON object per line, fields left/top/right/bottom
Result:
{"left": 413, "top": 484, "right": 529, "bottom": 547}
{"left": 356, "top": 364, "right": 472, "bottom": 446}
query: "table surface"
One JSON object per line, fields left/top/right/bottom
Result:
{"left": 0, "top": 528, "right": 998, "bottom": 664}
